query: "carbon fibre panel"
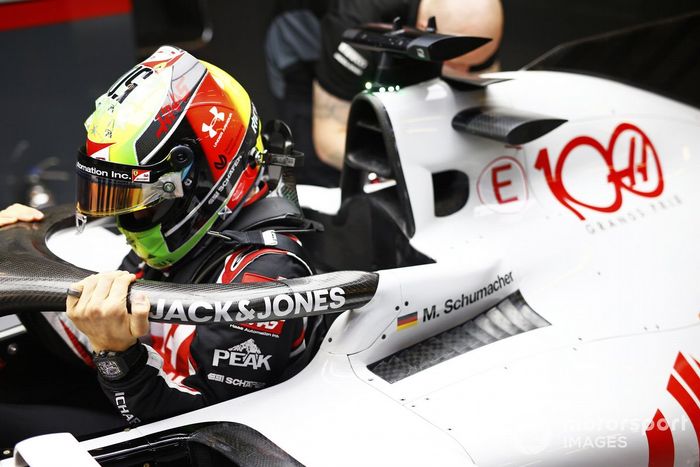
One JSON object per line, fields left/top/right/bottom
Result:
{"left": 452, "top": 107, "right": 566, "bottom": 145}
{"left": 0, "top": 205, "right": 379, "bottom": 324}
{"left": 369, "top": 291, "right": 549, "bottom": 383}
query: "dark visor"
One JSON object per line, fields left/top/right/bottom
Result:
{"left": 75, "top": 148, "right": 188, "bottom": 216}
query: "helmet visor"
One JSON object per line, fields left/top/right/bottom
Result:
{"left": 76, "top": 150, "right": 185, "bottom": 216}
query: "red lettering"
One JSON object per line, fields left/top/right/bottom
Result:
{"left": 155, "top": 98, "right": 184, "bottom": 138}
{"left": 156, "top": 115, "right": 169, "bottom": 138}
{"left": 535, "top": 123, "right": 663, "bottom": 220}
{"left": 491, "top": 163, "right": 518, "bottom": 204}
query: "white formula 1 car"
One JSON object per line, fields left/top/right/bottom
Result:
{"left": 1, "top": 13, "right": 700, "bottom": 467}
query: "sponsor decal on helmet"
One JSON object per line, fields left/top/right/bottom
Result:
{"left": 76, "top": 160, "right": 132, "bottom": 181}
{"left": 202, "top": 106, "right": 224, "bottom": 137}
{"left": 212, "top": 339, "right": 272, "bottom": 371}
{"left": 201, "top": 106, "right": 233, "bottom": 149}
{"left": 151, "top": 287, "right": 346, "bottom": 323}
{"left": 132, "top": 169, "right": 151, "bottom": 182}
{"left": 76, "top": 161, "right": 108, "bottom": 177}
{"left": 213, "top": 154, "right": 228, "bottom": 170}
{"left": 208, "top": 152, "right": 242, "bottom": 205}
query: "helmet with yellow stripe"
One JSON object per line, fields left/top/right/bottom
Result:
{"left": 76, "top": 45, "right": 263, "bottom": 269}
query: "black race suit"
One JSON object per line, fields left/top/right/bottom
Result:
{"left": 99, "top": 239, "right": 314, "bottom": 425}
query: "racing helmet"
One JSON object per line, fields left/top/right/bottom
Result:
{"left": 76, "top": 45, "right": 263, "bottom": 269}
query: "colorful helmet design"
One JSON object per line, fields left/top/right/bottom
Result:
{"left": 76, "top": 45, "right": 263, "bottom": 269}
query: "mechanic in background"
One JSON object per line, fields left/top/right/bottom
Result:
{"left": 266, "top": 0, "right": 503, "bottom": 186}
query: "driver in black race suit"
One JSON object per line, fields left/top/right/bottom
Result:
{"left": 6, "top": 46, "right": 319, "bottom": 433}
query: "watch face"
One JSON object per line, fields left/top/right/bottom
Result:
{"left": 97, "top": 359, "right": 124, "bottom": 379}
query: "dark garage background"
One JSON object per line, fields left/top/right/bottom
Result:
{"left": 0, "top": 0, "right": 697, "bottom": 208}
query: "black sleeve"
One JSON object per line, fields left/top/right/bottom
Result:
{"left": 315, "top": 0, "right": 417, "bottom": 101}
{"left": 96, "top": 251, "right": 310, "bottom": 425}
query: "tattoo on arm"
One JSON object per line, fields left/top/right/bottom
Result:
{"left": 316, "top": 100, "right": 346, "bottom": 124}
{"left": 313, "top": 82, "right": 350, "bottom": 125}
{"left": 312, "top": 81, "right": 350, "bottom": 169}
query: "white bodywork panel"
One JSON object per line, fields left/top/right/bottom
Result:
{"left": 12, "top": 433, "right": 99, "bottom": 467}
{"left": 5, "top": 70, "right": 700, "bottom": 466}
{"left": 47, "top": 218, "right": 131, "bottom": 272}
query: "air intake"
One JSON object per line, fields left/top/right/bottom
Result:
{"left": 369, "top": 291, "right": 549, "bottom": 383}
{"left": 342, "top": 94, "right": 415, "bottom": 237}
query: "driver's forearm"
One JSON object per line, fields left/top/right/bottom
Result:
{"left": 99, "top": 343, "right": 206, "bottom": 425}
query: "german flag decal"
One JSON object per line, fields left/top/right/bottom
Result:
{"left": 397, "top": 312, "right": 418, "bottom": 331}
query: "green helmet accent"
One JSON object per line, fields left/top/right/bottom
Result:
{"left": 118, "top": 212, "right": 220, "bottom": 270}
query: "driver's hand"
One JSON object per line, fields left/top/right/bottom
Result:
{"left": 0, "top": 203, "right": 44, "bottom": 227}
{"left": 67, "top": 271, "right": 150, "bottom": 352}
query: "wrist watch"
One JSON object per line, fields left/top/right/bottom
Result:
{"left": 93, "top": 342, "right": 146, "bottom": 381}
